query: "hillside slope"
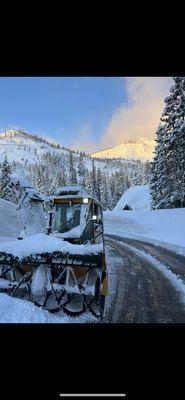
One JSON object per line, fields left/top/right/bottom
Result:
{"left": 91, "top": 137, "right": 155, "bottom": 161}
{"left": 0, "top": 130, "right": 150, "bottom": 209}
{"left": 0, "top": 129, "right": 70, "bottom": 164}
{"left": 0, "top": 129, "right": 137, "bottom": 172}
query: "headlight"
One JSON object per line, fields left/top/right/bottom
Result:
{"left": 83, "top": 198, "right": 89, "bottom": 204}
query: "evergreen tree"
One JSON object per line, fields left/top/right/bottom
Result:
{"left": 84, "top": 169, "right": 92, "bottom": 195}
{"left": 96, "top": 167, "right": 102, "bottom": 202}
{"left": 0, "top": 156, "right": 12, "bottom": 200}
{"left": 150, "top": 77, "right": 185, "bottom": 209}
{"left": 101, "top": 173, "right": 112, "bottom": 210}
{"left": 69, "top": 152, "right": 77, "bottom": 185}
{"left": 91, "top": 159, "right": 98, "bottom": 199}
{"left": 144, "top": 161, "right": 151, "bottom": 183}
{"left": 77, "top": 152, "right": 87, "bottom": 185}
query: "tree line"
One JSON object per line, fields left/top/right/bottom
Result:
{"left": 0, "top": 150, "right": 150, "bottom": 210}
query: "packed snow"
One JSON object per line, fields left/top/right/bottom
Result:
{"left": 104, "top": 208, "right": 185, "bottom": 251}
{"left": 61, "top": 225, "right": 82, "bottom": 239}
{"left": 0, "top": 198, "right": 23, "bottom": 237}
{"left": 106, "top": 185, "right": 185, "bottom": 253}
{"left": 0, "top": 233, "right": 103, "bottom": 259}
{"left": 0, "top": 293, "right": 95, "bottom": 323}
{"left": 114, "top": 185, "right": 152, "bottom": 211}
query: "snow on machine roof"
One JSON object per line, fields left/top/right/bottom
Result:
{"left": 51, "top": 186, "right": 101, "bottom": 205}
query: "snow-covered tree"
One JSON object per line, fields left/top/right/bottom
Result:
{"left": 84, "top": 169, "right": 92, "bottom": 195}
{"left": 69, "top": 152, "right": 77, "bottom": 185}
{"left": 77, "top": 152, "right": 87, "bottom": 186}
{"left": 0, "top": 156, "right": 12, "bottom": 200}
{"left": 91, "top": 159, "right": 98, "bottom": 199}
{"left": 96, "top": 167, "right": 102, "bottom": 202}
{"left": 101, "top": 173, "right": 112, "bottom": 210}
{"left": 150, "top": 77, "right": 185, "bottom": 209}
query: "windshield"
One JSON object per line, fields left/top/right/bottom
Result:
{"left": 54, "top": 202, "right": 81, "bottom": 233}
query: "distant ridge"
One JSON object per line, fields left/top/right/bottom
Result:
{"left": 91, "top": 137, "right": 155, "bottom": 161}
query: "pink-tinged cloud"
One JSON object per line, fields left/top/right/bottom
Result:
{"left": 64, "top": 77, "right": 172, "bottom": 153}
{"left": 100, "top": 77, "right": 172, "bottom": 148}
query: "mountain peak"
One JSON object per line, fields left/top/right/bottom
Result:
{"left": 91, "top": 137, "right": 155, "bottom": 161}
{"left": 0, "top": 129, "right": 20, "bottom": 137}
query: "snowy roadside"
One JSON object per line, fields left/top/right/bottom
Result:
{"left": 118, "top": 241, "right": 185, "bottom": 306}
{"left": 0, "top": 236, "right": 17, "bottom": 243}
{"left": 0, "top": 293, "right": 95, "bottom": 323}
{"left": 104, "top": 209, "right": 185, "bottom": 256}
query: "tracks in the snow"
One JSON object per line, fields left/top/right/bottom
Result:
{"left": 104, "top": 235, "right": 185, "bottom": 323}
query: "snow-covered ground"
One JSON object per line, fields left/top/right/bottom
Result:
{"left": 0, "top": 293, "right": 95, "bottom": 323}
{"left": 107, "top": 185, "right": 185, "bottom": 254}
{"left": 104, "top": 208, "right": 185, "bottom": 255}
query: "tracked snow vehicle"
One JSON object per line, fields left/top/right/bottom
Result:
{"left": 0, "top": 186, "right": 108, "bottom": 318}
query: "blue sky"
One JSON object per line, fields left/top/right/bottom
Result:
{"left": 0, "top": 77, "right": 126, "bottom": 150}
{"left": 0, "top": 77, "right": 171, "bottom": 152}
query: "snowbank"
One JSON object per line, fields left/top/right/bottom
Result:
{"left": 0, "top": 233, "right": 103, "bottom": 259}
{"left": 104, "top": 208, "right": 185, "bottom": 249}
{"left": 0, "top": 293, "right": 94, "bottom": 323}
{"left": 114, "top": 185, "right": 152, "bottom": 211}
{"left": 0, "top": 198, "right": 23, "bottom": 237}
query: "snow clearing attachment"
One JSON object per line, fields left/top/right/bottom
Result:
{"left": 0, "top": 186, "right": 108, "bottom": 319}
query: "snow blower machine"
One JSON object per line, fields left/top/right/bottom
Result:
{"left": 0, "top": 186, "right": 108, "bottom": 319}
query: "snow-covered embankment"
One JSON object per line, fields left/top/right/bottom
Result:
{"left": 104, "top": 208, "right": 185, "bottom": 254}
{"left": 0, "top": 198, "right": 23, "bottom": 239}
{"left": 104, "top": 184, "right": 185, "bottom": 254}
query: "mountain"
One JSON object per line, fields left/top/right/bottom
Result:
{"left": 91, "top": 137, "right": 155, "bottom": 161}
{"left": 0, "top": 130, "right": 151, "bottom": 210}
{"left": 0, "top": 129, "right": 71, "bottom": 164}
{"left": 0, "top": 129, "right": 145, "bottom": 175}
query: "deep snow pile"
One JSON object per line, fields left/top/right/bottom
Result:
{"left": 0, "top": 198, "right": 23, "bottom": 237}
{"left": 114, "top": 185, "right": 152, "bottom": 212}
{"left": 0, "top": 233, "right": 103, "bottom": 259}
{"left": 0, "top": 293, "right": 94, "bottom": 323}
{"left": 104, "top": 208, "right": 185, "bottom": 249}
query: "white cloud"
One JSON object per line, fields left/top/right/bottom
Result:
{"left": 100, "top": 77, "right": 172, "bottom": 148}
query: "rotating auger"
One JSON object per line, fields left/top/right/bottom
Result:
{"left": 0, "top": 186, "right": 108, "bottom": 320}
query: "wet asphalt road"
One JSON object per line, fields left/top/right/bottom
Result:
{"left": 104, "top": 234, "right": 185, "bottom": 323}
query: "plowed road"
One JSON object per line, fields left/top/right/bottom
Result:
{"left": 104, "top": 234, "right": 185, "bottom": 323}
